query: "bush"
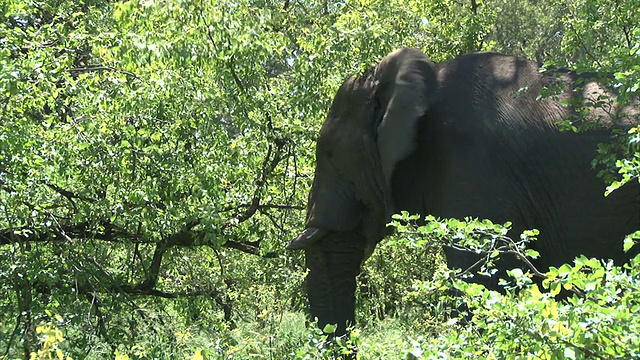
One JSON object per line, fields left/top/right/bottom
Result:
{"left": 378, "top": 215, "right": 640, "bottom": 359}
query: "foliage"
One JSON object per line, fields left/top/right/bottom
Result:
{"left": 356, "top": 217, "right": 447, "bottom": 323}
{"left": 372, "top": 215, "right": 640, "bottom": 359}
{"left": 28, "top": 313, "right": 72, "bottom": 360}
{"left": 1, "top": 0, "right": 639, "bottom": 358}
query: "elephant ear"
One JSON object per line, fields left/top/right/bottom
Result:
{"left": 374, "top": 48, "right": 439, "bottom": 186}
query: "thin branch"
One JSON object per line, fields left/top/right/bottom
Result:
{"left": 219, "top": 203, "right": 304, "bottom": 213}
{"left": 129, "top": 288, "right": 225, "bottom": 299}
{"left": 48, "top": 226, "right": 233, "bottom": 319}
{"left": 261, "top": 208, "right": 288, "bottom": 234}
{"left": 224, "top": 240, "right": 277, "bottom": 258}
{"left": 55, "top": 227, "right": 149, "bottom": 320}
{"left": 228, "top": 54, "right": 246, "bottom": 95}
{"left": 67, "top": 65, "right": 140, "bottom": 80}
{"left": 231, "top": 138, "right": 289, "bottom": 225}
{"left": 443, "top": 232, "right": 586, "bottom": 298}
{"left": 3, "top": 315, "right": 22, "bottom": 358}
{"left": 565, "top": 10, "right": 604, "bottom": 68}
{"left": 0, "top": 222, "right": 140, "bottom": 245}
{"left": 1, "top": 219, "right": 279, "bottom": 258}
{"left": 470, "top": 0, "right": 478, "bottom": 14}
{"left": 623, "top": 26, "right": 632, "bottom": 49}
{"left": 501, "top": 249, "right": 547, "bottom": 279}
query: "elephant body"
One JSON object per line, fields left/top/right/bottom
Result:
{"left": 289, "top": 49, "right": 640, "bottom": 335}
{"left": 397, "top": 53, "right": 639, "bottom": 270}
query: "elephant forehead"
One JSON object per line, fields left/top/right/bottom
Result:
{"left": 323, "top": 96, "right": 375, "bottom": 137}
{"left": 318, "top": 112, "right": 373, "bottom": 150}
{"left": 316, "top": 125, "right": 354, "bottom": 153}
{"left": 331, "top": 76, "right": 375, "bottom": 110}
{"left": 339, "top": 71, "right": 376, "bottom": 93}
{"left": 316, "top": 74, "right": 378, "bottom": 155}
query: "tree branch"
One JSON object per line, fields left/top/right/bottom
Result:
{"left": 67, "top": 65, "right": 140, "bottom": 80}
{"left": 1, "top": 210, "right": 287, "bottom": 258}
{"left": 230, "top": 138, "right": 290, "bottom": 226}
{"left": 470, "top": 0, "right": 478, "bottom": 14}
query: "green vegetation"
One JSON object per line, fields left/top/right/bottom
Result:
{"left": 1, "top": 0, "right": 639, "bottom": 358}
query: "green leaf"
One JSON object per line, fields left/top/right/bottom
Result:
{"left": 558, "top": 264, "right": 572, "bottom": 277}
{"left": 322, "top": 323, "right": 337, "bottom": 334}
{"left": 524, "top": 249, "right": 540, "bottom": 258}
{"left": 564, "top": 347, "right": 576, "bottom": 359}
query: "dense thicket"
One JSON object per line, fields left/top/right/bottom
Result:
{"left": 1, "top": 0, "right": 639, "bottom": 358}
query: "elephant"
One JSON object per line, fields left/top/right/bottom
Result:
{"left": 288, "top": 48, "right": 640, "bottom": 335}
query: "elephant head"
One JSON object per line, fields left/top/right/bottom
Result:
{"left": 287, "top": 48, "right": 439, "bottom": 334}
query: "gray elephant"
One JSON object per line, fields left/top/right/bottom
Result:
{"left": 288, "top": 48, "right": 640, "bottom": 335}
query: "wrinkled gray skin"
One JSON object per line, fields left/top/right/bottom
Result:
{"left": 288, "top": 48, "right": 640, "bottom": 335}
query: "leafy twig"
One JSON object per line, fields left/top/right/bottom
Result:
{"left": 67, "top": 65, "right": 140, "bottom": 80}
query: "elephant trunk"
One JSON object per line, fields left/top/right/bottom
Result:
{"left": 304, "top": 231, "right": 366, "bottom": 335}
